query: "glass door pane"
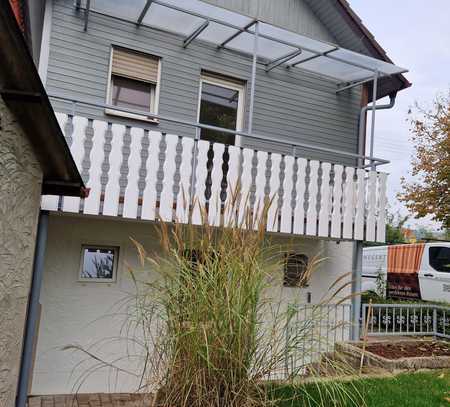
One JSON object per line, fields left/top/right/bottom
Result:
{"left": 199, "top": 81, "right": 240, "bottom": 145}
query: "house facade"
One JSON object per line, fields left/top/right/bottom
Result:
{"left": 0, "top": 1, "right": 84, "bottom": 405}
{"left": 27, "top": 0, "right": 408, "bottom": 396}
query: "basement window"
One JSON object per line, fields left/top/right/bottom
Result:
{"left": 283, "top": 253, "right": 309, "bottom": 287}
{"left": 106, "top": 46, "right": 161, "bottom": 123}
{"left": 79, "top": 245, "right": 119, "bottom": 282}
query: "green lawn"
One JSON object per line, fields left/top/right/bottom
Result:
{"left": 271, "top": 369, "right": 450, "bottom": 407}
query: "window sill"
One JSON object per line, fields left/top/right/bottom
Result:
{"left": 78, "top": 279, "right": 116, "bottom": 284}
{"left": 105, "top": 108, "right": 160, "bottom": 124}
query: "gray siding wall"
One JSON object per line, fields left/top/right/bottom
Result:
{"left": 201, "top": 0, "right": 336, "bottom": 43}
{"left": 303, "top": 0, "right": 368, "bottom": 54}
{"left": 46, "top": 0, "right": 362, "bottom": 164}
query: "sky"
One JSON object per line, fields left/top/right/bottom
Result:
{"left": 348, "top": 0, "right": 450, "bottom": 231}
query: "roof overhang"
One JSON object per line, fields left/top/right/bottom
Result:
{"left": 307, "top": 0, "right": 411, "bottom": 99}
{"left": 78, "top": 0, "right": 408, "bottom": 94}
{"left": 0, "top": 0, "right": 85, "bottom": 197}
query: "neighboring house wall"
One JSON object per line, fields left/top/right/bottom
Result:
{"left": 31, "top": 214, "right": 353, "bottom": 394}
{"left": 28, "top": 0, "right": 46, "bottom": 65}
{"left": 45, "top": 0, "right": 361, "bottom": 164}
{"left": 0, "top": 97, "right": 43, "bottom": 406}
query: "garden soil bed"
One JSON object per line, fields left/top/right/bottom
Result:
{"left": 336, "top": 340, "right": 450, "bottom": 372}
{"left": 356, "top": 340, "right": 450, "bottom": 359}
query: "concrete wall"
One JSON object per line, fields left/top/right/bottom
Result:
{"left": 0, "top": 97, "right": 43, "bottom": 406}
{"left": 31, "top": 214, "right": 353, "bottom": 395}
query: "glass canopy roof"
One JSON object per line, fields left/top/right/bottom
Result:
{"left": 84, "top": 0, "right": 407, "bottom": 84}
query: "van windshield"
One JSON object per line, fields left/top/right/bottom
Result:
{"left": 429, "top": 247, "right": 450, "bottom": 273}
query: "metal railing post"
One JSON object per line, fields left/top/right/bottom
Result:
{"left": 351, "top": 241, "right": 363, "bottom": 340}
{"left": 284, "top": 314, "right": 290, "bottom": 380}
{"left": 189, "top": 127, "right": 201, "bottom": 215}
{"left": 247, "top": 21, "right": 259, "bottom": 136}
{"left": 433, "top": 307, "right": 438, "bottom": 337}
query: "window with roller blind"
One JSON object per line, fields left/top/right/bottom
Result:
{"left": 106, "top": 46, "right": 161, "bottom": 121}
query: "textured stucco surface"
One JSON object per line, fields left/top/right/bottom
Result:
{"left": 32, "top": 215, "right": 353, "bottom": 395}
{"left": 0, "top": 97, "right": 43, "bottom": 406}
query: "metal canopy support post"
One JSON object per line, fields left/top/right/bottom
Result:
{"left": 218, "top": 19, "right": 257, "bottom": 49}
{"left": 337, "top": 69, "right": 406, "bottom": 93}
{"left": 351, "top": 241, "right": 363, "bottom": 341}
{"left": 183, "top": 20, "right": 209, "bottom": 48}
{"left": 83, "top": 0, "right": 90, "bottom": 31}
{"left": 137, "top": 0, "right": 153, "bottom": 26}
{"left": 248, "top": 21, "right": 259, "bottom": 135}
{"left": 16, "top": 211, "right": 49, "bottom": 407}
{"left": 336, "top": 75, "right": 380, "bottom": 93}
{"left": 328, "top": 54, "right": 378, "bottom": 74}
{"left": 288, "top": 47, "right": 338, "bottom": 68}
{"left": 265, "top": 49, "right": 302, "bottom": 72}
{"left": 369, "top": 70, "right": 378, "bottom": 170}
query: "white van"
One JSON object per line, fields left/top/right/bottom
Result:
{"left": 362, "top": 243, "right": 450, "bottom": 302}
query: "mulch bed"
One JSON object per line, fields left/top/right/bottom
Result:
{"left": 357, "top": 341, "right": 450, "bottom": 359}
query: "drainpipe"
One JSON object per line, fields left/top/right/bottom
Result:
{"left": 352, "top": 92, "right": 396, "bottom": 340}
{"left": 358, "top": 92, "right": 397, "bottom": 168}
{"left": 16, "top": 211, "right": 49, "bottom": 407}
{"left": 351, "top": 241, "right": 363, "bottom": 341}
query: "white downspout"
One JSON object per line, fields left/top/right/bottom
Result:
{"left": 358, "top": 92, "right": 397, "bottom": 168}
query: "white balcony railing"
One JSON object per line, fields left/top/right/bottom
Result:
{"left": 42, "top": 113, "right": 387, "bottom": 242}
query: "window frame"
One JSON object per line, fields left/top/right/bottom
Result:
{"left": 105, "top": 46, "right": 162, "bottom": 124}
{"left": 78, "top": 244, "right": 120, "bottom": 283}
{"left": 197, "top": 72, "right": 246, "bottom": 147}
{"left": 283, "top": 253, "right": 309, "bottom": 288}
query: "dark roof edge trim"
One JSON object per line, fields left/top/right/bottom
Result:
{"left": 0, "top": 0, "right": 85, "bottom": 197}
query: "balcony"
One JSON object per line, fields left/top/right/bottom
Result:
{"left": 42, "top": 113, "right": 387, "bottom": 242}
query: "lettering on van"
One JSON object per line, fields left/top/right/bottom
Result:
{"left": 387, "top": 273, "right": 421, "bottom": 300}
{"left": 363, "top": 254, "right": 387, "bottom": 261}
{"left": 444, "top": 284, "right": 450, "bottom": 293}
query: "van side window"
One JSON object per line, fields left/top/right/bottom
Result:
{"left": 429, "top": 247, "right": 450, "bottom": 273}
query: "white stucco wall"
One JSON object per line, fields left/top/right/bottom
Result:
{"left": 0, "top": 97, "right": 43, "bottom": 405}
{"left": 31, "top": 214, "right": 353, "bottom": 395}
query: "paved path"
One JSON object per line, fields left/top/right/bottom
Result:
{"left": 28, "top": 394, "right": 152, "bottom": 407}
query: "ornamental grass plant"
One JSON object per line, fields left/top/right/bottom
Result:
{"left": 123, "top": 190, "right": 362, "bottom": 407}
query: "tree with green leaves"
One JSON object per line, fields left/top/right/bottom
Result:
{"left": 385, "top": 211, "right": 409, "bottom": 244}
{"left": 398, "top": 92, "right": 450, "bottom": 233}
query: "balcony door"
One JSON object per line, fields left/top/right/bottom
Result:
{"left": 197, "top": 73, "right": 245, "bottom": 146}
